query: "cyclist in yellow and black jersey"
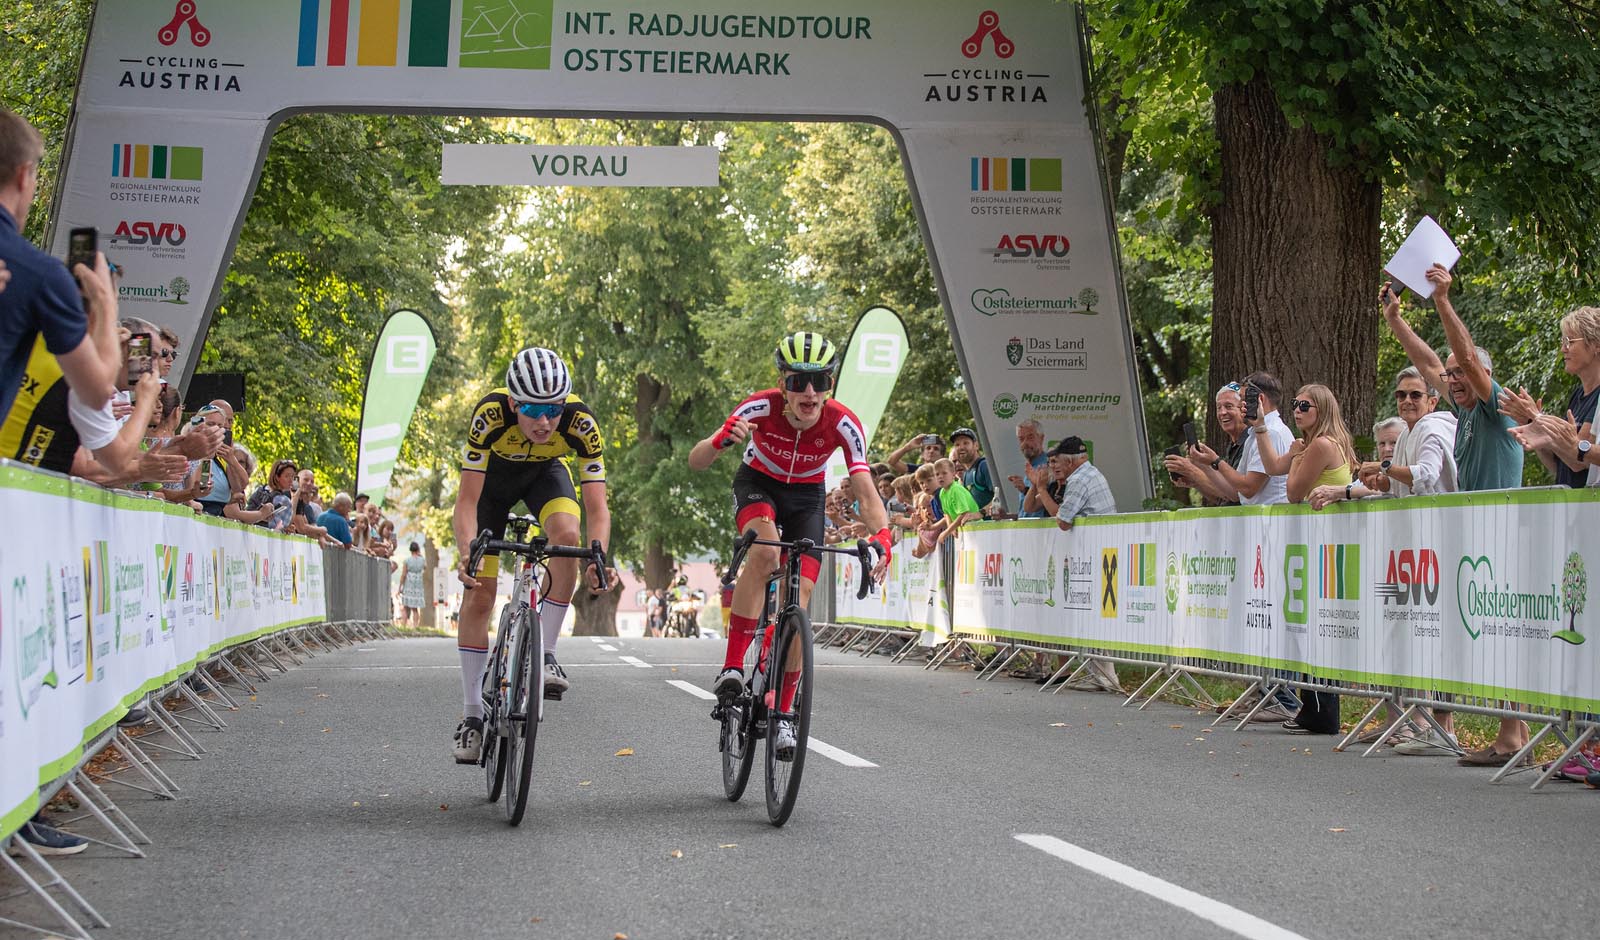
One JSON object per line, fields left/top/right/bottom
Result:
{"left": 449, "top": 347, "right": 616, "bottom": 765}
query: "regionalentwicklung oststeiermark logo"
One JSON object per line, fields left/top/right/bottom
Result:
{"left": 992, "top": 393, "right": 1019, "bottom": 420}
{"left": 1557, "top": 551, "right": 1587, "bottom": 645}
{"left": 296, "top": 0, "right": 552, "bottom": 69}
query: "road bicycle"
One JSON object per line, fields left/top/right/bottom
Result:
{"left": 712, "top": 529, "right": 875, "bottom": 826}
{"left": 466, "top": 517, "right": 610, "bottom": 826}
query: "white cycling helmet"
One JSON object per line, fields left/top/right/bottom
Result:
{"left": 506, "top": 347, "right": 571, "bottom": 404}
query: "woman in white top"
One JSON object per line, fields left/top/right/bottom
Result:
{"left": 1309, "top": 366, "right": 1458, "bottom": 508}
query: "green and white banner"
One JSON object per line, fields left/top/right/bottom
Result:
{"left": 835, "top": 490, "right": 1600, "bottom": 711}
{"left": 827, "top": 306, "right": 908, "bottom": 489}
{"left": 834, "top": 535, "right": 948, "bottom": 646}
{"left": 356, "top": 310, "right": 437, "bottom": 509}
{"left": 55, "top": 1, "right": 1150, "bottom": 507}
{"left": 0, "top": 465, "right": 327, "bottom": 840}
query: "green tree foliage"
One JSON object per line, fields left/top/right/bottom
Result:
{"left": 0, "top": 0, "right": 94, "bottom": 242}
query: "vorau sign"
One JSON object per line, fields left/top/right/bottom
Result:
{"left": 441, "top": 144, "right": 720, "bottom": 188}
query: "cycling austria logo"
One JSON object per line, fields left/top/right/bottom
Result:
{"left": 1456, "top": 551, "right": 1586, "bottom": 645}
{"left": 114, "top": 1, "right": 243, "bottom": 95}
{"left": 919, "top": 10, "right": 1053, "bottom": 106}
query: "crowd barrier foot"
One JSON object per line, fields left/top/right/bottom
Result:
{"left": 1047, "top": 656, "right": 1089, "bottom": 694}
{"left": 1336, "top": 697, "right": 1398, "bottom": 753}
{"left": 814, "top": 622, "right": 843, "bottom": 645}
{"left": 1521, "top": 725, "right": 1598, "bottom": 790}
{"left": 215, "top": 653, "right": 258, "bottom": 695}
{"left": 838, "top": 626, "right": 869, "bottom": 653}
{"left": 889, "top": 636, "right": 926, "bottom": 663}
{"left": 92, "top": 730, "right": 179, "bottom": 800}
{"left": 169, "top": 680, "right": 227, "bottom": 732}
{"left": 0, "top": 836, "right": 108, "bottom": 940}
{"left": 924, "top": 638, "right": 966, "bottom": 671}
{"left": 144, "top": 693, "right": 206, "bottom": 759}
{"left": 1213, "top": 679, "right": 1284, "bottom": 730}
{"left": 55, "top": 772, "right": 147, "bottom": 859}
{"left": 194, "top": 665, "right": 241, "bottom": 711}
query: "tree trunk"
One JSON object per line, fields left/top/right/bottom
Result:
{"left": 570, "top": 586, "right": 620, "bottom": 637}
{"left": 422, "top": 536, "right": 437, "bottom": 628}
{"left": 634, "top": 371, "right": 677, "bottom": 591}
{"left": 1209, "top": 77, "right": 1382, "bottom": 445}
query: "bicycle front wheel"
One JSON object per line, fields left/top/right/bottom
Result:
{"left": 483, "top": 605, "right": 516, "bottom": 802}
{"left": 764, "top": 609, "right": 813, "bottom": 826}
{"left": 503, "top": 608, "right": 543, "bottom": 826}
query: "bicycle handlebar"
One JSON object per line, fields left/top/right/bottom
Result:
{"left": 465, "top": 529, "right": 611, "bottom": 593}
{"left": 725, "top": 529, "right": 878, "bottom": 600}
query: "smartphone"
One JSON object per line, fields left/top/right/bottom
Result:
{"left": 126, "top": 332, "right": 153, "bottom": 385}
{"left": 1182, "top": 421, "right": 1197, "bottom": 450}
{"left": 1160, "top": 445, "right": 1184, "bottom": 483}
{"left": 66, "top": 227, "right": 97, "bottom": 272}
{"left": 1385, "top": 281, "right": 1404, "bottom": 301}
{"left": 922, "top": 434, "right": 939, "bottom": 446}
{"left": 1244, "top": 384, "right": 1261, "bottom": 422}
{"left": 197, "top": 460, "right": 212, "bottom": 492}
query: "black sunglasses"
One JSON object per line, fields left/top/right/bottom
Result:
{"left": 783, "top": 371, "right": 834, "bottom": 393}
{"left": 1393, "top": 389, "right": 1426, "bottom": 401}
{"left": 1290, "top": 399, "right": 1315, "bottom": 413}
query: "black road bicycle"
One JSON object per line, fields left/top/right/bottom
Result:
{"left": 712, "top": 529, "right": 875, "bottom": 826}
{"left": 466, "top": 517, "right": 609, "bottom": 826}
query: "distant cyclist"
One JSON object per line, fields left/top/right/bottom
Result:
{"left": 450, "top": 347, "right": 615, "bottom": 763}
{"left": 687, "top": 331, "right": 892, "bottom": 758}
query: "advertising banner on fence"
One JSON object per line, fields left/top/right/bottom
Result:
{"left": 57, "top": 2, "right": 1149, "bottom": 503}
{"left": 0, "top": 466, "right": 327, "bottom": 840}
{"left": 834, "top": 535, "right": 948, "bottom": 646}
{"left": 356, "top": 309, "right": 437, "bottom": 509}
{"left": 837, "top": 492, "right": 1600, "bottom": 710}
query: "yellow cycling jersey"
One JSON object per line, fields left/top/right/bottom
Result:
{"left": 460, "top": 388, "right": 606, "bottom": 484}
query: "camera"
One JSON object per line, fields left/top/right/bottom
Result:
{"left": 1243, "top": 384, "right": 1261, "bottom": 422}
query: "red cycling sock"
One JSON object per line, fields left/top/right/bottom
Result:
{"left": 779, "top": 668, "right": 800, "bottom": 712}
{"left": 725, "top": 613, "right": 758, "bottom": 670}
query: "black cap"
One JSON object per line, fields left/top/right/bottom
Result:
{"left": 1049, "top": 436, "right": 1087, "bottom": 458}
{"left": 950, "top": 426, "right": 978, "bottom": 443}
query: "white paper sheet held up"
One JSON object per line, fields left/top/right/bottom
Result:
{"left": 1384, "top": 216, "right": 1460, "bottom": 298}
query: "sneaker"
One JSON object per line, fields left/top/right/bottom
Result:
{"left": 1393, "top": 731, "right": 1459, "bottom": 756}
{"left": 713, "top": 667, "right": 744, "bottom": 701}
{"left": 10, "top": 820, "right": 88, "bottom": 857}
{"left": 774, "top": 718, "right": 798, "bottom": 762}
{"left": 452, "top": 717, "right": 484, "bottom": 764}
{"left": 117, "top": 706, "right": 149, "bottom": 727}
{"left": 543, "top": 654, "right": 569, "bottom": 700}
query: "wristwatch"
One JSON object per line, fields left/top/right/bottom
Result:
{"left": 1380, "top": 459, "right": 1393, "bottom": 476}
{"left": 1345, "top": 483, "right": 1354, "bottom": 501}
{"left": 1579, "top": 439, "right": 1591, "bottom": 465}
{"left": 1210, "top": 457, "right": 1222, "bottom": 471}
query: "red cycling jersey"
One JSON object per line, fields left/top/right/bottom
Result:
{"left": 724, "top": 390, "right": 871, "bottom": 485}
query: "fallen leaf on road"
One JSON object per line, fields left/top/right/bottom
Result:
{"left": 669, "top": 849, "right": 683, "bottom": 859}
{"left": 530, "top": 917, "right": 542, "bottom": 923}
{"left": 1049, "top": 722, "right": 1068, "bottom": 728}
{"left": 352, "top": 801, "right": 361, "bottom": 807}
{"left": 615, "top": 934, "right": 628, "bottom": 939}
{"left": 718, "top": 843, "right": 737, "bottom": 849}
{"left": 248, "top": 695, "right": 257, "bottom": 702}
{"left": 615, "top": 748, "right": 634, "bottom": 757}
{"left": 1201, "top": 728, "right": 1212, "bottom": 734}
{"left": 579, "top": 781, "right": 592, "bottom": 787}
{"left": 321, "top": 728, "right": 331, "bottom": 733}
{"left": 439, "top": 804, "right": 449, "bottom": 811}
{"left": 1328, "top": 828, "right": 1347, "bottom": 833}
{"left": 1170, "top": 724, "right": 1184, "bottom": 729}
{"left": 1194, "top": 737, "right": 1206, "bottom": 741}
{"left": 1085, "top": 722, "right": 1093, "bottom": 727}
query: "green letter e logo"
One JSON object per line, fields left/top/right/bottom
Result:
{"left": 1283, "top": 544, "right": 1309, "bottom": 625}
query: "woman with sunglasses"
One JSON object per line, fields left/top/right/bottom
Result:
{"left": 1253, "top": 383, "right": 1358, "bottom": 504}
{"left": 688, "top": 331, "right": 893, "bottom": 759}
{"left": 448, "top": 347, "right": 617, "bottom": 766}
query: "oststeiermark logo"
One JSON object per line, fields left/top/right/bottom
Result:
{"left": 1558, "top": 551, "right": 1587, "bottom": 645}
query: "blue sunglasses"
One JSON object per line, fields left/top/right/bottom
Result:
{"left": 516, "top": 401, "right": 564, "bottom": 420}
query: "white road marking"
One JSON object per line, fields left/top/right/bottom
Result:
{"left": 619, "top": 656, "right": 652, "bottom": 668}
{"left": 664, "top": 681, "right": 877, "bottom": 768}
{"left": 598, "top": 644, "right": 618, "bottom": 652}
{"left": 804, "top": 739, "right": 878, "bottom": 768}
{"left": 589, "top": 636, "right": 604, "bottom": 643}
{"left": 1014, "top": 835, "right": 1310, "bottom": 940}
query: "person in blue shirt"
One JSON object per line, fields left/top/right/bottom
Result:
{"left": 1007, "top": 418, "right": 1050, "bottom": 518}
{"left": 317, "top": 492, "right": 356, "bottom": 547}
{"left": 0, "top": 108, "right": 121, "bottom": 421}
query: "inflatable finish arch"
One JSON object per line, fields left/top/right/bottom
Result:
{"left": 55, "top": 0, "right": 1152, "bottom": 509}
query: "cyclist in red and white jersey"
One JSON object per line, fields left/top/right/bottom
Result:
{"left": 688, "top": 331, "right": 892, "bottom": 757}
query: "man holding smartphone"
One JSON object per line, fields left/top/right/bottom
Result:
{"left": 886, "top": 431, "right": 947, "bottom": 475}
{"left": 0, "top": 109, "right": 122, "bottom": 423}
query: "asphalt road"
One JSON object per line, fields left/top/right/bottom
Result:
{"left": 22, "top": 635, "right": 1596, "bottom": 940}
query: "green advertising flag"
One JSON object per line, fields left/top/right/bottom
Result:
{"left": 833, "top": 306, "right": 909, "bottom": 445}
{"left": 826, "top": 307, "right": 909, "bottom": 489}
{"left": 356, "top": 310, "right": 437, "bottom": 509}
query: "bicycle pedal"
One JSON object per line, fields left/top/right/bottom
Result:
{"left": 543, "top": 687, "right": 563, "bottom": 702}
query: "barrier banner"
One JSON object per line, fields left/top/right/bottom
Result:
{"left": 834, "top": 535, "right": 948, "bottom": 645}
{"left": 0, "top": 465, "right": 327, "bottom": 840}
{"left": 356, "top": 309, "right": 437, "bottom": 509}
{"left": 885, "top": 491, "right": 1600, "bottom": 710}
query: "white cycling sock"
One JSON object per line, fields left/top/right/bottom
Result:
{"left": 458, "top": 645, "right": 488, "bottom": 720}
{"left": 539, "top": 598, "right": 569, "bottom": 654}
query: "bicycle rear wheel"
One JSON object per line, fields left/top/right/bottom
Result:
{"left": 482, "top": 605, "right": 515, "bottom": 802}
{"left": 503, "top": 608, "right": 543, "bottom": 825}
{"left": 764, "top": 609, "right": 813, "bottom": 826}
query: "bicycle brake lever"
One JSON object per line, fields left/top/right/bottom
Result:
{"left": 589, "top": 540, "right": 610, "bottom": 593}
{"left": 855, "top": 539, "right": 873, "bottom": 600}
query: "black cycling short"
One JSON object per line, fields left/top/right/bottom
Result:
{"left": 732, "top": 464, "right": 825, "bottom": 580}
{"left": 472, "top": 459, "right": 579, "bottom": 577}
